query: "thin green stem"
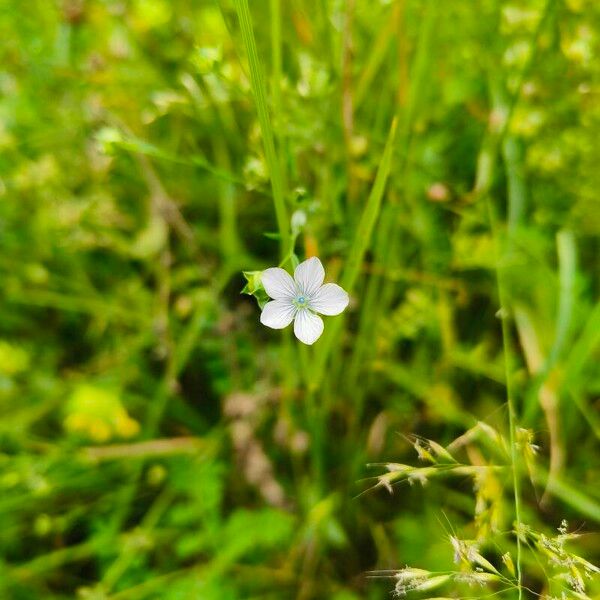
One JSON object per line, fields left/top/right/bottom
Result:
{"left": 487, "top": 199, "right": 523, "bottom": 599}
{"left": 477, "top": 5, "right": 556, "bottom": 587}
{"left": 269, "top": 0, "right": 289, "bottom": 201}
{"left": 234, "top": 0, "right": 290, "bottom": 260}
{"left": 270, "top": 0, "right": 283, "bottom": 134}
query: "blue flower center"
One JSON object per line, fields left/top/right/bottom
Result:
{"left": 294, "top": 295, "right": 308, "bottom": 308}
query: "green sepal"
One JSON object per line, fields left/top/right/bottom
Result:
{"left": 241, "top": 271, "right": 270, "bottom": 309}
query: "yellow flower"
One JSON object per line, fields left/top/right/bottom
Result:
{"left": 64, "top": 384, "right": 140, "bottom": 442}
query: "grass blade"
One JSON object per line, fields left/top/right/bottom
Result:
{"left": 311, "top": 117, "right": 397, "bottom": 390}
{"left": 233, "top": 0, "right": 289, "bottom": 257}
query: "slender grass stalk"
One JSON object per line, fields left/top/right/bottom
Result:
{"left": 270, "top": 0, "right": 283, "bottom": 121}
{"left": 483, "top": 95, "right": 525, "bottom": 600}
{"left": 497, "top": 69, "right": 565, "bottom": 513}
{"left": 475, "top": 4, "right": 558, "bottom": 586}
{"left": 269, "top": 0, "right": 289, "bottom": 200}
{"left": 482, "top": 176, "right": 525, "bottom": 596}
{"left": 341, "top": 0, "right": 357, "bottom": 204}
{"left": 234, "top": 0, "right": 290, "bottom": 259}
{"left": 311, "top": 117, "right": 397, "bottom": 391}
{"left": 269, "top": 2, "right": 285, "bottom": 130}
{"left": 496, "top": 253, "right": 524, "bottom": 600}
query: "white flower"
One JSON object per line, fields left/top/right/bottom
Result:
{"left": 260, "top": 257, "right": 349, "bottom": 345}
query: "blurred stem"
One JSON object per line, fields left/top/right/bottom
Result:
{"left": 475, "top": 1, "right": 556, "bottom": 565}
{"left": 346, "top": 203, "right": 397, "bottom": 400}
{"left": 340, "top": 118, "right": 398, "bottom": 292}
{"left": 212, "top": 121, "right": 244, "bottom": 274}
{"left": 347, "top": 1, "right": 436, "bottom": 398}
{"left": 503, "top": 136, "right": 527, "bottom": 236}
{"left": 104, "top": 302, "right": 211, "bottom": 553}
{"left": 83, "top": 437, "right": 207, "bottom": 462}
{"left": 102, "top": 489, "right": 175, "bottom": 591}
{"left": 549, "top": 230, "right": 576, "bottom": 368}
{"left": 486, "top": 197, "right": 524, "bottom": 599}
{"left": 481, "top": 80, "right": 526, "bottom": 600}
{"left": 341, "top": 0, "right": 357, "bottom": 204}
{"left": 269, "top": 0, "right": 291, "bottom": 199}
{"left": 11, "top": 539, "right": 97, "bottom": 581}
{"left": 499, "top": 71, "right": 567, "bottom": 496}
{"left": 234, "top": 0, "right": 290, "bottom": 261}
{"left": 270, "top": 0, "right": 284, "bottom": 165}
{"left": 354, "top": 4, "right": 398, "bottom": 110}
{"left": 270, "top": 0, "right": 282, "bottom": 110}
{"left": 297, "top": 342, "right": 310, "bottom": 389}
{"left": 305, "top": 388, "right": 323, "bottom": 491}
{"left": 298, "top": 343, "right": 324, "bottom": 489}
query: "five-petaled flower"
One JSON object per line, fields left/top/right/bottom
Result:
{"left": 260, "top": 257, "right": 349, "bottom": 345}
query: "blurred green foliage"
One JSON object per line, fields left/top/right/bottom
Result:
{"left": 0, "top": 0, "right": 599, "bottom": 598}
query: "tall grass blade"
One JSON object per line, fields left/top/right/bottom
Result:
{"left": 311, "top": 117, "right": 397, "bottom": 390}
{"left": 233, "top": 0, "right": 289, "bottom": 257}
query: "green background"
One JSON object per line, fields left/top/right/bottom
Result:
{"left": 0, "top": 0, "right": 598, "bottom": 598}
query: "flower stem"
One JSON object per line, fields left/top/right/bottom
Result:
{"left": 233, "top": 0, "right": 290, "bottom": 260}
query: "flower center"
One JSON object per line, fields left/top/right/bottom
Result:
{"left": 294, "top": 295, "right": 308, "bottom": 308}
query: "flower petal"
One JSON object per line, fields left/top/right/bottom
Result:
{"left": 294, "top": 257, "right": 324, "bottom": 297}
{"left": 261, "top": 268, "right": 296, "bottom": 299}
{"left": 310, "top": 283, "right": 349, "bottom": 316}
{"left": 260, "top": 300, "right": 296, "bottom": 329}
{"left": 293, "top": 310, "right": 324, "bottom": 345}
